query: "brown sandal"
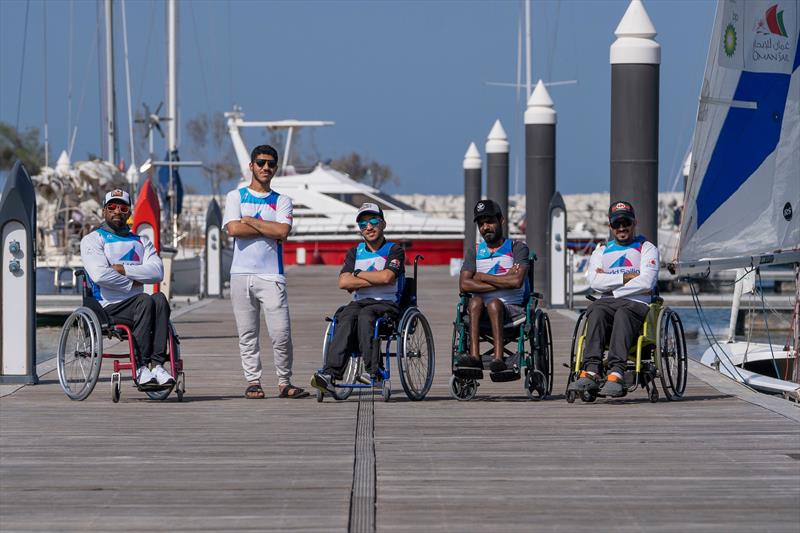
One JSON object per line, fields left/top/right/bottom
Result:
{"left": 245, "top": 383, "right": 265, "bottom": 399}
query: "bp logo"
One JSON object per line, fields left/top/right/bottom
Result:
{"left": 723, "top": 23, "right": 737, "bottom": 57}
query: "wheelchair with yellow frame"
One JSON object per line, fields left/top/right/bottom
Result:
{"left": 449, "top": 253, "right": 554, "bottom": 401}
{"left": 566, "top": 295, "right": 687, "bottom": 403}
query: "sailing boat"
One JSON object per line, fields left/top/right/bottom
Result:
{"left": 676, "top": 0, "right": 799, "bottom": 398}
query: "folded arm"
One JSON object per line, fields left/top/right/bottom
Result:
{"left": 586, "top": 246, "right": 624, "bottom": 293}
{"left": 224, "top": 220, "right": 263, "bottom": 239}
{"left": 80, "top": 236, "right": 134, "bottom": 292}
{"left": 240, "top": 216, "right": 291, "bottom": 240}
{"left": 613, "top": 243, "right": 659, "bottom": 299}
{"left": 119, "top": 240, "right": 163, "bottom": 284}
{"left": 338, "top": 269, "right": 396, "bottom": 291}
{"left": 459, "top": 270, "right": 496, "bottom": 293}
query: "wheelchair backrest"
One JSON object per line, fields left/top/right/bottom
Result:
{"left": 399, "top": 276, "right": 416, "bottom": 309}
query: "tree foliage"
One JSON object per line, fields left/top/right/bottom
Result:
{"left": 0, "top": 122, "right": 44, "bottom": 175}
{"left": 185, "top": 112, "right": 239, "bottom": 197}
{"left": 330, "top": 152, "right": 396, "bottom": 189}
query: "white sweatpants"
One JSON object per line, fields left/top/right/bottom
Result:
{"left": 230, "top": 275, "right": 293, "bottom": 385}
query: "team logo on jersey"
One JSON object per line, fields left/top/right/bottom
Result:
{"left": 487, "top": 262, "right": 508, "bottom": 275}
{"left": 389, "top": 258, "right": 400, "bottom": 268}
{"left": 119, "top": 248, "right": 141, "bottom": 263}
{"left": 610, "top": 255, "right": 633, "bottom": 269}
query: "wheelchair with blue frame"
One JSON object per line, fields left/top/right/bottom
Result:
{"left": 316, "top": 254, "right": 435, "bottom": 402}
{"left": 56, "top": 269, "right": 185, "bottom": 402}
{"left": 449, "top": 253, "right": 553, "bottom": 401}
{"left": 565, "top": 295, "right": 687, "bottom": 403}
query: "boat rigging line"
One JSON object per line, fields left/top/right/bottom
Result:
{"left": 15, "top": 0, "right": 31, "bottom": 131}
{"left": 43, "top": 2, "right": 49, "bottom": 168}
{"left": 121, "top": 0, "right": 137, "bottom": 176}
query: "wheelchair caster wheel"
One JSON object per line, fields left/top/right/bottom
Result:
{"left": 649, "top": 387, "right": 659, "bottom": 403}
{"left": 316, "top": 389, "right": 324, "bottom": 403}
{"left": 580, "top": 391, "right": 597, "bottom": 403}
{"left": 449, "top": 375, "right": 477, "bottom": 401}
{"left": 111, "top": 372, "right": 121, "bottom": 403}
{"left": 566, "top": 390, "right": 577, "bottom": 404}
{"left": 525, "top": 369, "right": 547, "bottom": 401}
{"left": 382, "top": 381, "right": 391, "bottom": 402}
{"left": 176, "top": 372, "right": 185, "bottom": 402}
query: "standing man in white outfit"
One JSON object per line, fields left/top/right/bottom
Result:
{"left": 223, "top": 144, "right": 308, "bottom": 399}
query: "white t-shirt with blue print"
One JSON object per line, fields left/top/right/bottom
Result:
{"left": 223, "top": 186, "right": 293, "bottom": 283}
{"left": 341, "top": 241, "right": 405, "bottom": 302}
{"left": 461, "top": 239, "right": 530, "bottom": 305}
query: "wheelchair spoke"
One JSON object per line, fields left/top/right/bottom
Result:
{"left": 57, "top": 309, "right": 103, "bottom": 401}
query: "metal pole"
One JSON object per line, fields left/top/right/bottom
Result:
{"left": 524, "top": 0, "right": 532, "bottom": 99}
{"left": 166, "top": 0, "right": 178, "bottom": 247}
{"left": 104, "top": 0, "right": 117, "bottom": 164}
{"left": 610, "top": 0, "right": 660, "bottom": 246}
{"left": 485, "top": 120, "right": 510, "bottom": 238}
{"left": 525, "top": 80, "right": 556, "bottom": 304}
{"left": 463, "top": 142, "right": 482, "bottom": 258}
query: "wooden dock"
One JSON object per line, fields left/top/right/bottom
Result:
{"left": 2, "top": 266, "right": 798, "bottom": 532}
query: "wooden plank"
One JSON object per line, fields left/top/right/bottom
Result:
{"left": 1, "top": 265, "right": 798, "bottom": 532}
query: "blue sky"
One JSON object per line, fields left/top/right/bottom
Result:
{"left": 0, "top": 0, "right": 716, "bottom": 195}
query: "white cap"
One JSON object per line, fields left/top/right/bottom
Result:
{"left": 356, "top": 202, "right": 384, "bottom": 221}
{"left": 485, "top": 120, "right": 509, "bottom": 154}
{"left": 610, "top": 0, "right": 660, "bottom": 65}
{"left": 524, "top": 80, "right": 557, "bottom": 125}
{"left": 104, "top": 189, "right": 131, "bottom": 206}
{"left": 463, "top": 142, "right": 481, "bottom": 170}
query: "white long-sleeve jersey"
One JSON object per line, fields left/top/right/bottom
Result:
{"left": 585, "top": 235, "right": 659, "bottom": 306}
{"left": 79, "top": 226, "right": 163, "bottom": 306}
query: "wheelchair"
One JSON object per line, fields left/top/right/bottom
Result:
{"left": 566, "top": 295, "right": 687, "bottom": 403}
{"left": 449, "top": 253, "right": 554, "bottom": 401}
{"left": 56, "top": 269, "right": 185, "bottom": 403}
{"left": 316, "top": 255, "right": 435, "bottom": 403}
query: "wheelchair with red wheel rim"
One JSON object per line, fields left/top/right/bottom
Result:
{"left": 56, "top": 269, "right": 185, "bottom": 403}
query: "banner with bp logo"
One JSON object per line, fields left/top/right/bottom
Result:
{"left": 718, "top": 0, "right": 797, "bottom": 74}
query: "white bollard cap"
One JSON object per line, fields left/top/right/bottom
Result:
{"left": 463, "top": 142, "right": 482, "bottom": 170}
{"left": 524, "top": 80, "right": 557, "bottom": 125}
{"left": 610, "top": 0, "right": 660, "bottom": 65}
{"left": 485, "top": 120, "right": 509, "bottom": 154}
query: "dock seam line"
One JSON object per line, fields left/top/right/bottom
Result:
{"left": 347, "top": 389, "right": 376, "bottom": 533}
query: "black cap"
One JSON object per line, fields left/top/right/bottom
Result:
{"left": 473, "top": 199, "right": 503, "bottom": 222}
{"left": 609, "top": 200, "right": 635, "bottom": 222}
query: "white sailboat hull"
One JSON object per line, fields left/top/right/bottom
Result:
{"left": 700, "top": 342, "right": 799, "bottom": 398}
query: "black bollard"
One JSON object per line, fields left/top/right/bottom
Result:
{"left": 610, "top": 0, "right": 660, "bottom": 246}
{"left": 463, "top": 142, "right": 482, "bottom": 257}
{"left": 525, "top": 80, "right": 557, "bottom": 304}
{"left": 486, "top": 120, "right": 509, "bottom": 238}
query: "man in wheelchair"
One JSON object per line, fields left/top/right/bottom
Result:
{"left": 567, "top": 200, "right": 659, "bottom": 397}
{"left": 458, "top": 199, "right": 530, "bottom": 375}
{"left": 79, "top": 189, "right": 173, "bottom": 389}
{"left": 311, "top": 203, "right": 405, "bottom": 393}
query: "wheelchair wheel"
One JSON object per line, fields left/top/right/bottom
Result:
{"left": 449, "top": 375, "right": 477, "bottom": 401}
{"left": 321, "top": 321, "right": 358, "bottom": 400}
{"left": 397, "top": 308, "right": 435, "bottom": 401}
{"left": 656, "top": 308, "right": 688, "bottom": 400}
{"left": 146, "top": 324, "right": 180, "bottom": 401}
{"left": 57, "top": 307, "right": 103, "bottom": 401}
{"left": 526, "top": 311, "right": 553, "bottom": 400}
{"left": 565, "top": 310, "right": 587, "bottom": 394}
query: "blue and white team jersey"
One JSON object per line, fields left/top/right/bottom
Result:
{"left": 347, "top": 242, "right": 405, "bottom": 302}
{"left": 79, "top": 227, "right": 164, "bottom": 307}
{"left": 586, "top": 235, "right": 659, "bottom": 305}
{"left": 462, "top": 239, "right": 530, "bottom": 305}
{"left": 223, "top": 186, "right": 293, "bottom": 283}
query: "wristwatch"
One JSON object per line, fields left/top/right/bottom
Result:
{"left": 353, "top": 269, "right": 362, "bottom": 278}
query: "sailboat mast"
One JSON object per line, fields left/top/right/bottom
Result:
{"left": 524, "top": 0, "right": 531, "bottom": 98}
{"left": 104, "top": 0, "right": 117, "bottom": 164}
{"left": 166, "top": 0, "right": 178, "bottom": 246}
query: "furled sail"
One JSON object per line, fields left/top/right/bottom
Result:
{"left": 678, "top": 0, "right": 799, "bottom": 274}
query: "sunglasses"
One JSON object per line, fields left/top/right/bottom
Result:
{"left": 254, "top": 158, "right": 278, "bottom": 169}
{"left": 106, "top": 203, "right": 130, "bottom": 214}
{"left": 357, "top": 217, "right": 382, "bottom": 230}
{"left": 610, "top": 219, "right": 633, "bottom": 229}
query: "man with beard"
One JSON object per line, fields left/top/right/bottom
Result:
{"left": 79, "top": 189, "right": 173, "bottom": 388}
{"left": 310, "top": 203, "right": 405, "bottom": 393}
{"left": 458, "top": 199, "right": 531, "bottom": 374}
{"left": 567, "top": 200, "right": 659, "bottom": 398}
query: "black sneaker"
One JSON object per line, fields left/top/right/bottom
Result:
{"left": 310, "top": 372, "right": 336, "bottom": 394}
{"left": 456, "top": 355, "right": 482, "bottom": 368}
{"left": 567, "top": 371, "right": 601, "bottom": 392}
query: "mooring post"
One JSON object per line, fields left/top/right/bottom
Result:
{"left": 486, "top": 120, "right": 510, "bottom": 238}
{"left": 463, "top": 142, "right": 482, "bottom": 258}
{"left": 205, "top": 198, "right": 223, "bottom": 298}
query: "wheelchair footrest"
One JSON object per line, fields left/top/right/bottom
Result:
{"left": 453, "top": 367, "right": 484, "bottom": 380}
{"left": 490, "top": 369, "right": 521, "bottom": 383}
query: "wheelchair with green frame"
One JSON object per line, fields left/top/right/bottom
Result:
{"left": 315, "top": 254, "right": 435, "bottom": 402}
{"left": 449, "top": 253, "right": 553, "bottom": 401}
{"left": 566, "top": 295, "right": 687, "bottom": 403}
